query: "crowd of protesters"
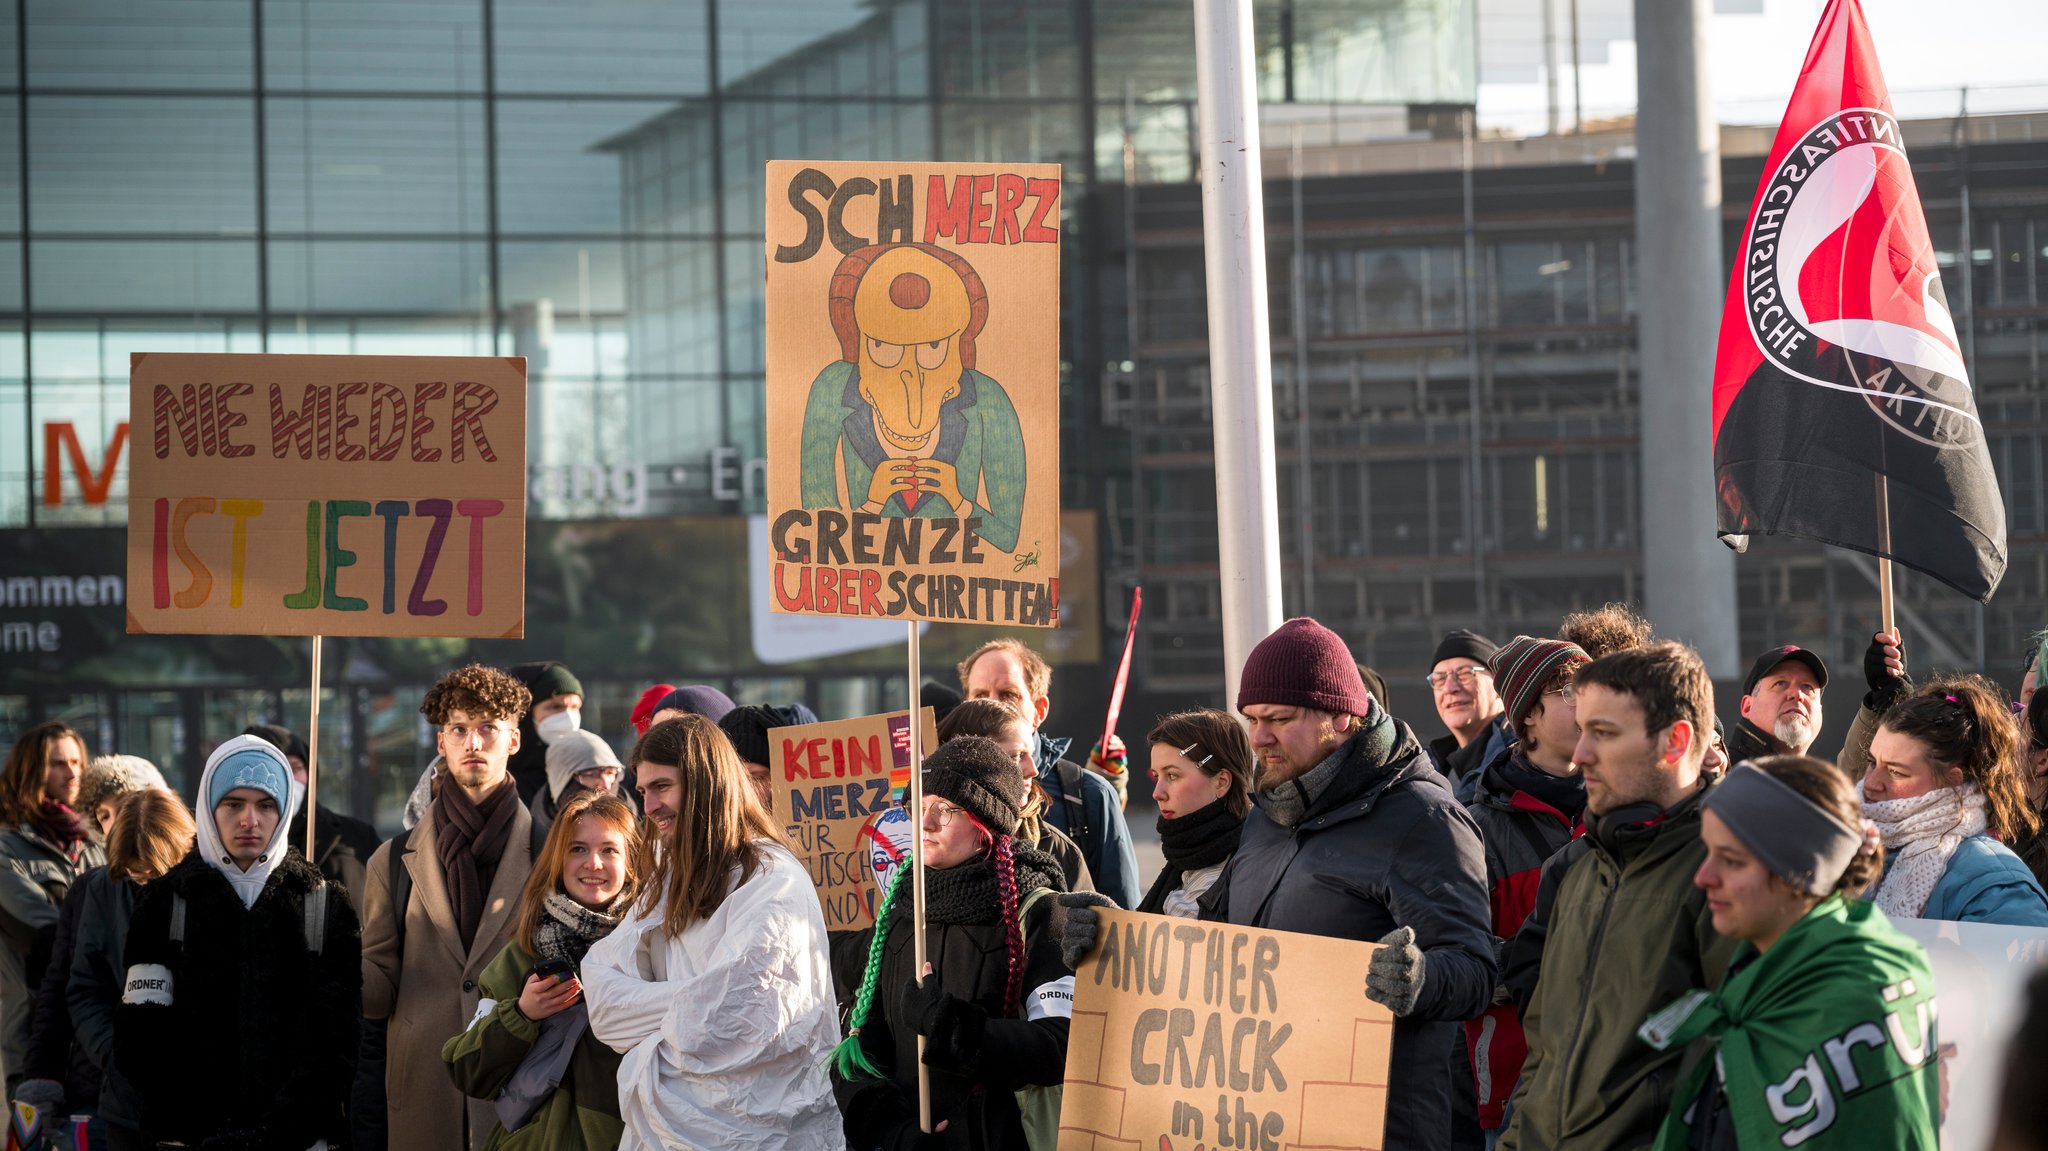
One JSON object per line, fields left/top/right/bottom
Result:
{"left": 2, "top": 615, "right": 2046, "bottom": 1151}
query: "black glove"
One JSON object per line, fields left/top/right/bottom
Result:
{"left": 1862, "top": 631, "right": 1909, "bottom": 712}
{"left": 1056, "top": 891, "right": 1115, "bottom": 969}
{"left": 901, "top": 973, "right": 987, "bottom": 1070}
{"left": 881, "top": 1116, "right": 963, "bottom": 1151}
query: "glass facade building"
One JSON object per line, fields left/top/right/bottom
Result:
{"left": 0, "top": 0, "right": 1477, "bottom": 819}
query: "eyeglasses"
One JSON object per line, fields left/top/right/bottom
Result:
{"left": 439, "top": 722, "right": 513, "bottom": 745}
{"left": 1425, "top": 666, "right": 1492, "bottom": 689}
{"left": 1545, "top": 683, "right": 1577, "bottom": 704}
{"left": 923, "top": 799, "right": 970, "bottom": 828}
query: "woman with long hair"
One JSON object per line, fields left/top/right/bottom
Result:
{"left": 2014, "top": 693, "right": 2048, "bottom": 889}
{"left": 1136, "top": 709, "right": 1250, "bottom": 917}
{"left": 832, "top": 736, "right": 1073, "bottom": 1151}
{"left": 444, "top": 789, "right": 645, "bottom": 1150}
{"left": 0, "top": 721, "right": 102, "bottom": 1098}
{"left": 581, "top": 715, "right": 841, "bottom": 1150}
{"left": 62, "top": 788, "right": 195, "bottom": 1151}
{"left": 1861, "top": 675, "right": 2048, "bottom": 926}
{"left": 937, "top": 699, "right": 1093, "bottom": 892}
{"left": 1644, "top": 755, "right": 1938, "bottom": 1149}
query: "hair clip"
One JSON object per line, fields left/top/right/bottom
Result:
{"left": 1178, "top": 741, "right": 1215, "bottom": 767}
{"left": 1943, "top": 694, "right": 1960, "bottom": 704}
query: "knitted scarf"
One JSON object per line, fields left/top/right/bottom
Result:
{"left": 32, "top": 801, "right": 90, "bottom": 861}
{"left": 1255, "top": 704, "right": 1397, "bottom": 828}
{"left": 1865, "top": 784, "right": 1987, "bottom": 919}
{"left": 434, "top": 773, "right": 520, "bottom": 948}
{"left": 533, "top": 889, "right": 627, "bottom": 968}
{"left": 1138, "top": 799, "right": 1244, "bottom": 914}
{"left": 1497, "top": 751, "right": 1586, "bottom": 820}
{"left": 1642, "top": 896, "right": 1940, "bottom": 1150}
{"left": 922, "top": 842, "right": 1065, "bottom": 926}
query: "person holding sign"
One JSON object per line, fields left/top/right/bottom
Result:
{"left": 1061, "top": 619, "right": 1495, "bottom": 1151}
{"left": 831, "top": 736, "right": 1073, "bottom": 1151}
{"left": 1134, "top": 710, "right": 1250, "bottom": 918}
{"left": 1640, "top": 756, "right": 1939, "bottom": 1149}
{"left": 443, "top": 790, "right": 646, "bottom": 1151}
{"left": 580, "top": 716, "right": 842, "bottom": 1151}
{"left": 936, "top": 699, "right": 1094, "bottom": 894}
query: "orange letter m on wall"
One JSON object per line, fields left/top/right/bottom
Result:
{"left": 43, "top": 421, "right": 129, "bottom": 506}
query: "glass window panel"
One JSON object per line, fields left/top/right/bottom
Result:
{"left": 1558, "top": 239, "right": 1591, "bottom": 323}
{"left": 1279, "top": 0, "right": 1477, "bottom": 106}
{"left": 0, "top": 373, "right": 24, "bottom": 528}
{"left": 1362, "top": 248, "right": 1422, "bottom": 333}
{"left": 499, "top": 100, "right": 683, "bottom": 235}
{"left": 1094, "top": 101, "right": 1195, "bottom": 186}
{"left": 933, "top": 0, "right": 1082, "bottom": 99}
{"left": 1368, "top": 458, "right": 1428, "bottom": 556}
{"left": 267, "top": 239, "right": 490, "bottom": 315}
{"left": 718, "top": 100, "right": 934, "bottom": 240}
{"left": 1423, "top": 245, "right": 1464, "bottom": 329}
{"left": 262, "top": 0, "right": 484, "bottom": 94}
{"left": 492, "top": 0, "right": 710, "bottom": 96}
{"left": 724, "top": 238, "right": 764, "bottom": 376}
{"left": 622, "top": 239, "right": 722, "bottom": 380}
{"left": 499, "top": 240, "right": 626, "bottom": 318}
{"left": 265, "top": 320, "right": 494, "bottom": 358}
{"left": 937, "top": 101, "right": 1086, "bottom": 168}
{"left": 1593, "top": 235, "right": 1630, "bottom": 321}
{"left": 0, "top": 98, "right": 18, "bottom": 232}
{"left": 0, "top": 241, "right": 20, "bottom": 311}
{"left": 1994, "top": 217, "right": 2028, "bottom": 308}
{"left": 27, "top": 0, "right": 252, "bottom": 90}
{"left": 1091, "top": 0, "right": 1277, "bottom": 105}
{"left": 266, "top": 98, "right": 488, "bottom": 235}
{"left": 30, "top": 97, "right": 256, "bottom": 235}
{"left": 1493, "top": 240, "right": 1558, "bottom": 328}
{"left": 717, "top": 0, "right": 926, "bottom": 100}
{"left": 33, "top": 239, "right": 258, "bottom": 311}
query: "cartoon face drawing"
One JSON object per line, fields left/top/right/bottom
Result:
{"left": 853, "top": 246, "right": 972, "bottom": 453}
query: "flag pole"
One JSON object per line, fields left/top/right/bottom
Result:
{"left": 1875, "top": 476, "right": 1896, "bottom": 638}
{"left": 906, "top": 620, "right": 930, "bottom": 1132}
{"left": 305, "top": 635, "right": 322, "bottom": 860}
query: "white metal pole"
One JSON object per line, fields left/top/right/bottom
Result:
{"left": 1193, "top": 0, "right": 1285, "bottom": 706}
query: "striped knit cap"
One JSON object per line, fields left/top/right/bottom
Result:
{"left": 1490, "top": 636, "right": 1590, "bottom": 734}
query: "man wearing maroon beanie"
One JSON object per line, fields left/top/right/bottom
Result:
{"left": 1063, "top": 617, "right": 1495, "bottom": 1151}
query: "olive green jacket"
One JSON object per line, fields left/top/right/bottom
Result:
{"left": 441, "top": 940, "right": 624, "bottom": 1151}
{"left": 1500, "top": 784, "right": 1739, "bottom": 1151}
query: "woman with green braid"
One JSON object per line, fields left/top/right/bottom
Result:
{"left": 832, "top": 736, "right": 1073, "bottom": 1151}
{"left": 1640, "top": 755, "right": 1940, "bottom": 1150}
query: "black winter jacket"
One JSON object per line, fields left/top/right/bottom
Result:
{"left": 114, "top": 848, "right": 362, "bottom": 1150}
{"left": 1219, "top": 708, "right": 1497, "bottom": 1151}
{"left": 64, "top": 868, "right": 141, "bottom": 1130}
{"left": 832, "top": 856, "right": 1072, "bottom": 1151}
{"left": 22, "top": 869, "right": 99, "bottom": 1111}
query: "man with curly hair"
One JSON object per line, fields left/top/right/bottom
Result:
{"left": 359, "top": 664, "right": 542, "bottom": 1151}
{"left": 1557, "top": 601, "right": 1655, "bottom": 660}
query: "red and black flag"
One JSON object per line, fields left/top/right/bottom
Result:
{"left": 1712, "top": 0, "right": 2005, "bottom": 601}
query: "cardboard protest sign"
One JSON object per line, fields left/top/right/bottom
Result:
{"left": 770, "top": 706, "right": 939, "bottom": 931}
{"left": 764, "top": 160, "right": 1063, "bottom": 628}
{"left": 1060, "top": 910, "right": 1393, "bottom": 1151}
{"left": 126, "top": 353, "right": 527, "bottom": 638}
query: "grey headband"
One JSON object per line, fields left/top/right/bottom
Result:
{"left": 1704, "top": 763, "right": 1862, "bottom": 897}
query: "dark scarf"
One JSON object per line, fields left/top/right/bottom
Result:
{"left": 1497, "top": 751, "right": 1587, "bottom": 821}
{"left": 921, "top": 841, "right": 1065, "bottom": 926}
{"left": 1256, "top": 703, "right": 1399, "bottom": 828}
{"left": 533, "top": 889, "right": 627, "bottom": 969}
{"left": 33, "top": 801, "right": 89, "bottom": 860}
{"left": 434, "top": 773, "right": 519, "bottom": 948}
{"left": 1138, "top": 798, "right": 1244, "bottom": 914}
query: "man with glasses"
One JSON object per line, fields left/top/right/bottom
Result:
{"left": 1426, "top": 629, "right": 1511, "bottom": 802}
{"left": 1727, "top": 644, "right": 1828, "bottom": 763}
{"left": 1460, "top": 636, "right": 1591, "bottom": 1139}
{"left": 359, "top": 663, "right": 544, "bottom": 1151}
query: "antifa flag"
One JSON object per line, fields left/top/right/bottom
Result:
{"left": 1712, "top": 0, "right": 2006, "bottom": 601}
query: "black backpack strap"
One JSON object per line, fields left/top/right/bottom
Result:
{"left": 169, "top": 892, "right": 187, "bottom": 944}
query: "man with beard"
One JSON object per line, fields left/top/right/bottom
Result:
{"left": 1728, "top": 645, "right": 1828, "bottom": 762}
{"left": 1498, "top": 642, "right": 1737, "bottom": 1151}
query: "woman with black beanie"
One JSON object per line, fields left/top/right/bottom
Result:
{"left": 831, "top": 736, "right": 1073, "bottom": 1151}
{"left": 1135, "top": 710, "right": 1249, "bottom": 918}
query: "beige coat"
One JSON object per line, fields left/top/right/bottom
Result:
{"left": 361, "top": 798, "right": 535, "bottom": 1151}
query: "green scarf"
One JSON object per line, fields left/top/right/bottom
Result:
{"left": 1640, "top": 896, "right": 1940, "bottom": 1151}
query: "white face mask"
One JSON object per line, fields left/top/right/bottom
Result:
{"left": 536, "top": 708, "right": 582, "bottom": 744}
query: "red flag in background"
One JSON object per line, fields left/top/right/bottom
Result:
{"left": 1711, "top": 0, "right": 2005, "bottom": 601}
